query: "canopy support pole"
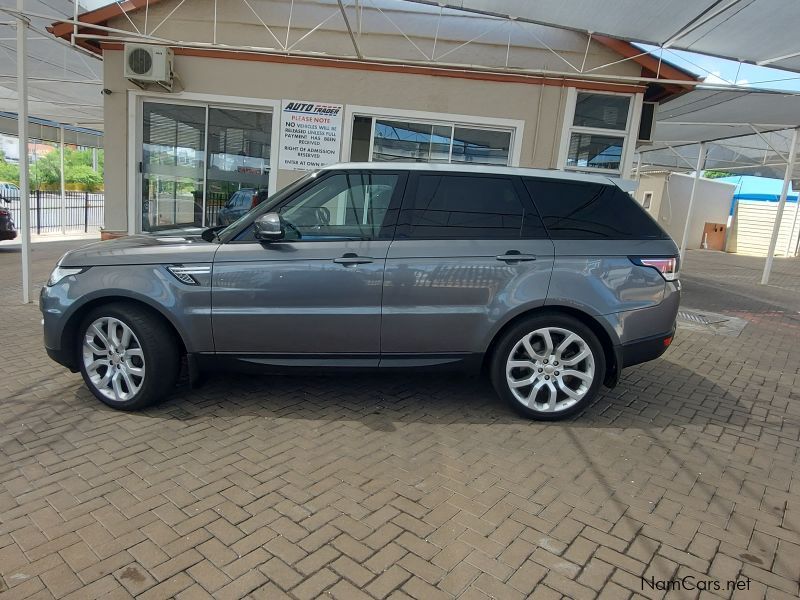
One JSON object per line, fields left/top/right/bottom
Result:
{"left": 679, "top": 142, "right": 706, "bottom": 262}
{"left": 16, "top": 0, "right": 31, "bottom": 304}
{"left": 761, "top": 127, "right": 799, "bottom": 284}
{"left": 60, "top": 124, "right": 66, "bottom": 235}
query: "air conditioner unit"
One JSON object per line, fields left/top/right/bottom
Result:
{"left": 637, "top": 102, "right": 657, "bottom": 143}
{"left": 124, "top": 44, "right": 173, "bottom": 90}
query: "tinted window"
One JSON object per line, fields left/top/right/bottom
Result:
{"left": 399, "top": 174, "right": 544, "bottom": 240}
{"left": 523, "top": 178, "right": 669, "bottom": 240}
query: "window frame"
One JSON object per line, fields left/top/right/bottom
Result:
{"left": 129, "top": 91, "right": 281, "bottom": 234}
{"left": 341, "top": 105, "right": 524, "bottom": 167}
{"left": 228, "top": 169, "right": 409, "bottom": 244}
{"left": 394, "top": 171, "right": 546, "bottom": 241}
{"left": 556, "top": 89, "right": 643, "bottom": 177}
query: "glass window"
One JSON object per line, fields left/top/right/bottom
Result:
{"left": 566, "top": 133, "right": 624, "bottom": 171}
{"left": 373, "top": 120, "right": 451, "bottom": 162}
{"left": 141, "top": 103, "right": 206, "bottom": 231}
{"left": 139, "top": 102, "right": 274, "bottom": 232}
{"left": 350, "top": 116, "right": 372, "bottom": 162}
{"left": 279, "top": 172, "right": 399, "bottom": 240}
{"left": 451, "top": 127, "right": 511, "bottom": 165}
{"left": 523, "top": 178, "right": 669, "bottom": 240}
{"left": 573, "top": 92, "right": 629, "bottom": 130}
{"left": 206, "top": 108, "right": 272, "bottom": 226}
{"left": 400, "top": 175, "right": 538, "bottom": 240}
{"left": 350, "top": 116, "right": 514, "bottom": 167}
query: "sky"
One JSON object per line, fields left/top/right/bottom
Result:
{"left": 636, "top": 44, "right": 800, "bottom": 92}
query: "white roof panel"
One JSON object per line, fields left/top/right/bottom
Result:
{"left": 404, "top": 0, "right": 800, "bottom": 73}
{"left": 0, "top": 0, "right": 103, "bottom": 128}
{"left": 639, "top": 89, "right": 800, "bottom": 178}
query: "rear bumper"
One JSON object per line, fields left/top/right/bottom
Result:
{"left": 0, "top": 229, "right": 17, "bottom": 240}
{"left": 620, "top": 327, "right": 675, "bottom": 368}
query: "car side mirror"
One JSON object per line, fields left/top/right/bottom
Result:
{"left": 254, "top": 212, "right": 285, "bottom": 242}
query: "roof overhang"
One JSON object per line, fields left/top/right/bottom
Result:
{"left": 640, "top": 89, "right": 800, "bottom": 178}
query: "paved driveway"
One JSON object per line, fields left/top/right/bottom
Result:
{"left": 0, "top": 242, "right": 798, "bottom": 599}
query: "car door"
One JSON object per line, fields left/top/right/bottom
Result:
{"left": 381, "top": 172, "right": 554, "bottom": 358}
{"left": 212, "top": 170, "right": 406, "bottom": 361}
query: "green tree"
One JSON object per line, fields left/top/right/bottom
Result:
{"left": 28, "top": 146, "right": 104, "bottom": 191}
{"left": 703, "top": 170, "right": 736, "bottom": 179}
{"left": 0, "top": 150, "right": 20, "bottom": 184}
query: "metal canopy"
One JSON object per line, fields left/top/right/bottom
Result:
{"left": 639, "top": 89, "right": 800, "bottom": 179}
{"left": 634, "top": 87, "right": 800, "bottom": 283}
{"left": 0, "top": 0, "right": 103, "bottom": 128}
{"left": 404, "top": 0, "right": 800, "bottom": 73}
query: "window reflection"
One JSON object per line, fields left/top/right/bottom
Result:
{"left": 361, "top": 117, "right": 512, "bottom": 166}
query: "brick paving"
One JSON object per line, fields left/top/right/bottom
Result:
{"left": 0, "top": 241, "right": 799, "bottom": 599}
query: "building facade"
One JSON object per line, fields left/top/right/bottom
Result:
{"left": 50, "top": 0, "right": 694, "bottom": 237}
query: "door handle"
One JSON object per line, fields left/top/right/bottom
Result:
{"left": 496, "top": 252, "right": 537, "bottom": 263}
{"left": 334, "top": 253, "right": 374, "bottom": 265}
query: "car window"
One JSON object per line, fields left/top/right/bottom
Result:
{"left": 523, "top": 178, "right": 669, "bottom": 240}
{"left": 233, "top": 172, "right": 400, "bottom": 242}
{"left": 236, "top": 191, "right": 252, "bottom": 209}
{"left": 278, "top": 172, "right": 399, "bottom": 240}
{"left": 397, "top": 174, "right": 543, "bottom": 240}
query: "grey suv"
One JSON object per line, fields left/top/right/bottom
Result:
{"left": 41, "top": 163, "right": 680, "bottom": 420}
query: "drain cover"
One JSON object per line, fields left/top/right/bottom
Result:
{"left": 677, "top": 308, "right": 748, "bottom": 337}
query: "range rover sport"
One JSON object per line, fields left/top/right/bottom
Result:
{"left": 41, "top": 163, "right": 680, "bottom": 420}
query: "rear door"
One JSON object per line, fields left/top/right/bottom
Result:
{"left": 381, "top": 172, "right": 554, "bottom": 357}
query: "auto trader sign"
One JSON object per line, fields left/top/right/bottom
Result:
{"left": 279, "top": 100, "right": 343, "bottom": 171}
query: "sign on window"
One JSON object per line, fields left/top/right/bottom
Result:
{"left": 279, "top": 100, "right": 343, "bottom": 171}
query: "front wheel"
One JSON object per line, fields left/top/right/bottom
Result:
{"left": 77, "top": 303, "right": 180, "bottom": 410}
{"left": 491, "top": 314, "right": 606, "bottom": 421}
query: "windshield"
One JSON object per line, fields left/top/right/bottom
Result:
{"left": 215, "top": 172, "right": 316, "bottom": 243}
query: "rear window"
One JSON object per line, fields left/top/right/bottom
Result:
{"left": 523, "top": 178, "right": 669, "bottom": 240}
{"left": 398, "top": 174, "right": 545, "bottom": 240}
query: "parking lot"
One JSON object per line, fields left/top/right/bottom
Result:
{"left": 0, "top": 240, "right": 798, "bottom": 599}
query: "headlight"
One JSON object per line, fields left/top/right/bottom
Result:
{"left": 47, "top": 266, "right": 86, "bottom": 286}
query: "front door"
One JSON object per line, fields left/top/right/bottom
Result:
{"left": 212, "top": 170, "right": 405, "bottom": 360}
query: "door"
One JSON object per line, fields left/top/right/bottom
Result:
{"left": 212, "top": 170, "right": 405, "bottom": 359}
{"left": 381, "top": 172, "right": 554, "bottom": 356}
{"left": 140, "top": 102, "right": 206, "bottom": 231}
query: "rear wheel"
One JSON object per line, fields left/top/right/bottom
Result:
{"left": 491, "top": 314, "right": 606, "bottom": 420}
{"left": 77, "top": 303, "right": 180, "bottom": 410}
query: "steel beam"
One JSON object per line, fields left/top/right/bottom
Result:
{"left": 679, "top": 142, "right": 707, "bottom": 262}
{"left": 761, "top": 127, "right": 799, "bottom": 284}
{"left": 16, "top": 0, "right": 31, "bottom": 303}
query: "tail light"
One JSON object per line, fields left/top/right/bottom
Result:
{"left": 630, "top": 256, "right": 679, "bottom": 281}
{"left": 250, "top": 193, "right": 259, "bottom": 209}
{"left": 0, "top": 208, "right": 8, "bottom": 217}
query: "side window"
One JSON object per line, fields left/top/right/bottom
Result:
{"left": 523, "top": 178, "right": 669, "bottom": 240}
{"left": 399, "top": 174, "right": 543, "bottom": 240}
{"left": 276, "top": 172, "right": 399, "bottom": 240}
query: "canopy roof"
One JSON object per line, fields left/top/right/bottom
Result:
{"left": 639, "top": 89, "right": 800, "bottom": 179}
{"left": 0, "top": 0, "right": 103, "bottom": 128}
{"left": 405, "top": 0, "right": 800, "bottom": 73}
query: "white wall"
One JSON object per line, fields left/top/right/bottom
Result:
{"left": 728, "top": 200, "right": 800, "bottom": 256}
{"left": 650, "top": 173, "right": 735, "bottom": 249}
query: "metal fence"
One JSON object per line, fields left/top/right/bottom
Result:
{"left": 0, "top": 189, "right": 104, "bottom": 234}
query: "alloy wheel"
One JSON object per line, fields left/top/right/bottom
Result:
{"left": 505, "top": 326, "right": 595, "bottom": 413}
{"left": 82, "top": 317, "right": 146, "bottom": 402}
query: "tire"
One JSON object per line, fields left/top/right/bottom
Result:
{"left": 491, "top": 313, "right": 606, "bottom": 421}
{"left": 77, "top": 302, "right": 181, "bottom": 410}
